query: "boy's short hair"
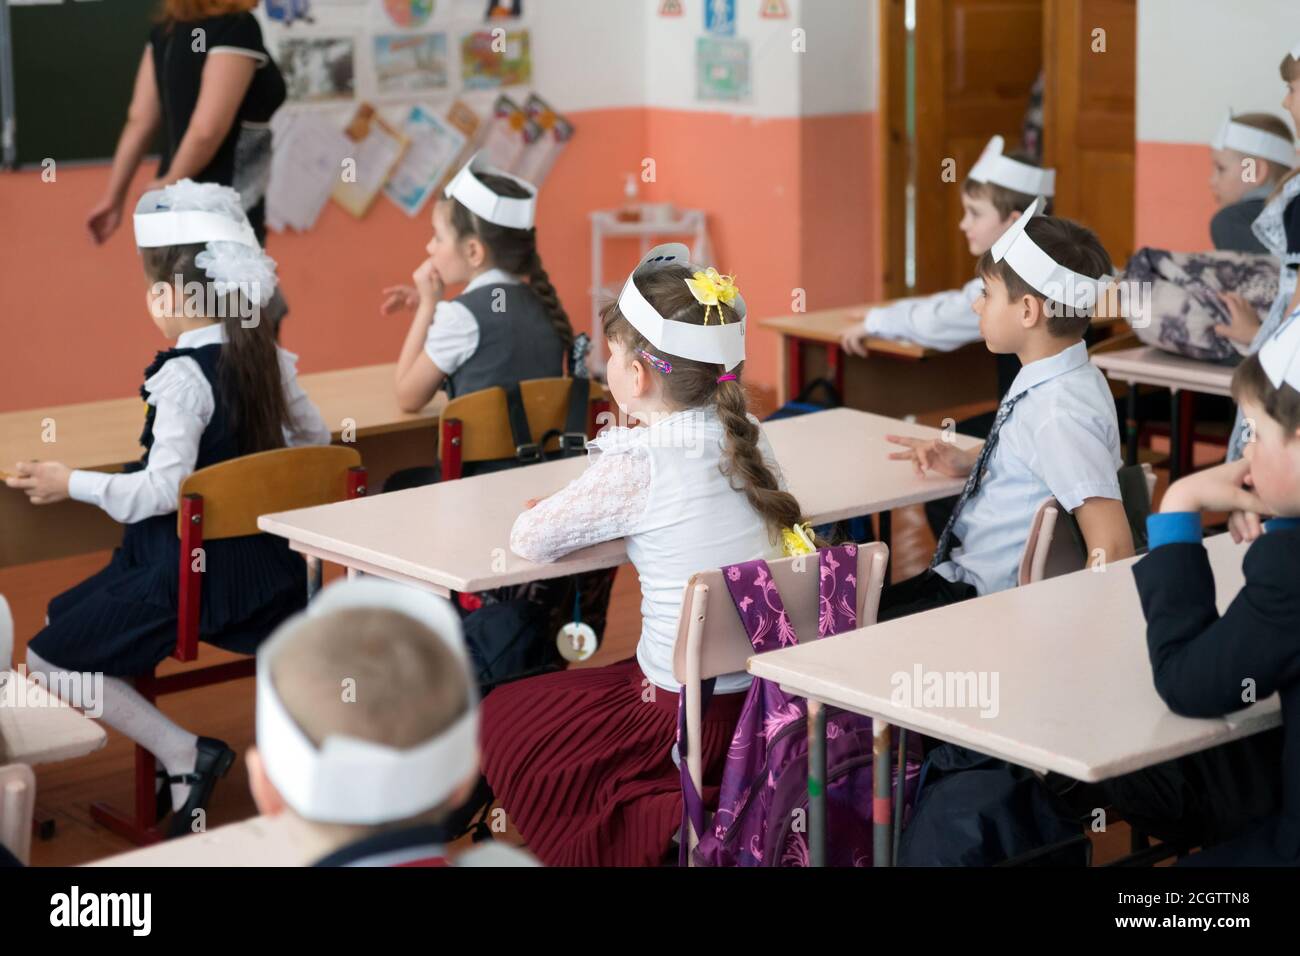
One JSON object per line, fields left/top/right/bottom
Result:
{"left": 1283, "top": 53, "right": 1300, "bottom": 84}
{"left": 976, "top": 215, "right": 1113, "bottom": 339}
{"left": 963, "top": 149, "right": 1055, "bottom": 218}
{"left": 1232, "top": 352, "right": 1300, "bottom": 437}
{"left": 1229, "top": 112, "right": 1296, "bottom": 181}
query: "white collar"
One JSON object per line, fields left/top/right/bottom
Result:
{"left": 463, "top": 268, "right": 521, "bottom": 295}
{"left": 1005, "top": 341, "right": 1089, "bottom": 400}
{"left": 175, "top": 324, "right": 227, "bottom": 349}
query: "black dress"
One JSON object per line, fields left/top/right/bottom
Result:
{"left": 149, "top": 14, "right": 286, "bottom": 244}
{"left": 28, "top": 345, "right": 307, "bottom": 677}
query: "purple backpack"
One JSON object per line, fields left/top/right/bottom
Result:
{"left": 678, "top": 544, "right": 922, "bottom": 867}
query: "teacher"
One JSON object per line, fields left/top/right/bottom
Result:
{"left": 87, "top": 0, "right": 285, "bottom": 246}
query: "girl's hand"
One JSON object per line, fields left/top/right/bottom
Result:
{"left": 1160, "top": 459, "right": 1266, "bottom": 518}
{"left": 86, "top": 196, "right": 123, "bottom": 245}
{"left": 380, "top": 284, "right": 420, "bottom": 316}
{"left": 412, "top": 258, "right": 444, "bottom": 306}
{"left": 523, "top": 495, "right": 551, "bottom": 510}
{"left": 6, "top": 461, "right": 72, "bottom": 505}
{"left": 885, "top": 434, "right": 974, "bottom": 479}
{"left": 840, "top": 325, "right": 870, "bottom": 358}
{"left": 1213, "top": 292, "right": 1262, "bottom": 346}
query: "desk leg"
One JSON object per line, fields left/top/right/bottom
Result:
{"left": 807, "top": 698, "right": 826, "bottom": 867}
{"left": 892, "top": 728, "right": 907, "bottom": 864}
{"left": 826, "top": 343, "right": 844, "bottom": 397}
{"left": 873, "top": 718, "right": 892, "bottom": 867}
{"left": 1169, "top": 388, "right": 1183, "bottom": 483}
{"left": 1178, "top": 391, "right": 1196, "bottom": 476}
{"left": 1124, "top": 382, "right": 1139, "bottom": 468}
{"left": 787, "top": 337, "right": 805, "bottom": 402}
{"left": 307, "top": 555, "right": 323, "bottom": 600}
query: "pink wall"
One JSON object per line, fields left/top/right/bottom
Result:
{"left": 1133, "top": 141, "right": 1217, "bottom": 254}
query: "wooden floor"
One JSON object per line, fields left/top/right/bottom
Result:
{"left": 3, "top": 431, "right": 1210, "bottom": 867}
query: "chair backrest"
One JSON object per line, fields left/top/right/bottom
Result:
{"left": 0, "top": 763, "right": 36, "bottom": 866}
{"left": 438, "top": 377, "right": 610, "bottom": 466}
{"left": 176, "top": 445, "right": 363, "bottom": 541}
{"left": 0, "top": 594, "right": 11, "bottom": 673}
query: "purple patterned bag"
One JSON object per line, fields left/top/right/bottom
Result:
{"left": 678, "top": 544, "right": 921, "bottom": 867}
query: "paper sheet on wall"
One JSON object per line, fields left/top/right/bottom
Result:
{"left": 383, "top": 105, "right": 468, "bottom": 217}
{"left": 696, "top": 37, "right": 750, "bottom": 102}
{"left": 477, "top": 95, "right": 539, "bottom": 173}
{"left": 332, "top": 103, "right": 410, "bottom": 218}
{"left": 514, "top": 93, "right": 574, "bottom": 187}
{"left": 266, "top": 110, "right": 354, "bottom": 232}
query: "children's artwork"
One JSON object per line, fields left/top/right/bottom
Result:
{"left": 373, "top": 33, "right": 449, "bottom": 94}
{"left": 696, "top": 37, "right": 749, "bottom": 102}
{"left": 478, "top": 95, "right": 540, "bottom": 173}
{"left": 515, "top": 93, "right": 574, "bottom": 187}
{"left": 379, "top": 0, "right": 436, "bottom": 28}
{"left": 460, "top": 29, "right": 532, "bottom": 89}
{"left": 332, "top": 103, "right": 410, "bottom": 218}
{"left": 264, "top": 0, "right": 316, "bottom": 25}
{"left": 280, "top": 37, "right": 356, "bottom": 102}
{"left": 759, "top": 0, "right": 788, "bottom": 18}
{"left": 485, "top": 0, "right": 522, "bottom": 19}
{"left": 658, "top": 0, "right": 684, "bottom": 16}
{"left": 704, "top": 0, "right": 736, "bottom": 36}
{"left": 384, "top": 105, "right": 469, "bottom": 217}
{"left": 266, "top": 111, "right": 354, "bottom": 232}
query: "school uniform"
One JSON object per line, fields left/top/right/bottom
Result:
{"left": 881, "top": 341, "right": 1123, "bottom": 619}
{"left": 478, "top": 407, "right": 782, "bottom": 866}
{"left": 311, "top": 825, "right": 538, "bottom": 867}
{"left": 1125, "top": 516, "right": 1300, "bottom": 866}
{"left": 865, "top": 278, "right": 985, "bottom": 353}
{"left": 1210, "top": 184, "right": 1274, "bottom": 254}
{"left": 29, "top": 325, "right": 330, "bottom": 676}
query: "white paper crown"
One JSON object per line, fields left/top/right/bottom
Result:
{"left": 990, "top": 198, "right": 1111, "bottom": 312}
{"left": 617, "top": 243, "right": 747, "bottom": 372}
{"left": 256, "top": 578, "right": 479, "bottom": 826}
{"left": 444, "top": 151, "right": 538, "bottom": 230}
{"left": 968, "top": 135, "right": 1056, "bottom": 198}
{"left": 1260, "top": 314, "right": 1300, "bottom": 392}
{"left": 1211, "top": 111, "right": 1297, "bottom": 169}
{"left": 134, "top": 180, "right": 260, "bottom": 250}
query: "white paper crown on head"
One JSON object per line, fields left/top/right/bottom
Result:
{"left": 968, "top": 135, "right": 1056, "bottom": 198}
{"left": 255, "top": 578, "right": 479, "bottom": 826}
{"left": 444, "top": 151, "right": 538, "bottom": 230}
{"left": 617, "top": 243, "right": 747, "bottom": 372}
{"left": 1211, "top": 111, "right": 1297, "bottom": 169}
{"left": 990, "top": 198, "right": 1111, "bottom": 311}
{"left": 1260, "top": 314, "right": 1300, "bottom": 393}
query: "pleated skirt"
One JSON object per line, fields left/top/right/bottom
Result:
{"left": 480, "top": 657, "right": 745, "bottom": 867}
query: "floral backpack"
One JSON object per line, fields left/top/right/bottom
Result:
{"left": 677, "top": 544, "right": 922, "bottom": 867}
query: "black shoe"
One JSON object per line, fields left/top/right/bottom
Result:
{"left": 165, "top": 737, "right": 236, "bottom": 839}
{"left": 155, "top": 769, "right": 172, "bottom": 823}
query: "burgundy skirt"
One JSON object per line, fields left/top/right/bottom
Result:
{"left": 480, "top": 657, "right": 745, "bottom": 867}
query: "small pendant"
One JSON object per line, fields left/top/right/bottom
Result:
{"left": 557, "top": 621, "right": 598, "bottom": 662}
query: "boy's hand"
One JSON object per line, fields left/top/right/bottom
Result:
{"left": 1226, "top": 509, "right": 1264, "bottom": 545}
{"left": 6, "top": 461, "right": 72, "bottom": 505}
{"left": 840, "top": 325, "right": 870, "bottom": 357}
{"left": 1160, "top": 459, "right": 1266, "bottom": 519}
{"left": 412, "top": 258, "right": 444, "bottom": 306}
{"left": 380, "top": 284, "right": 420, "bottom": 316}
{"left": 1213, "top": 292, "right": 1262, "bottom": 346}
{"left": 885, "top": 435, "right": 975, "bottom": 479}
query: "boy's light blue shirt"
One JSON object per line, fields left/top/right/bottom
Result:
{"left": 934, "top": 341, "right": 1123, "bottom": 595}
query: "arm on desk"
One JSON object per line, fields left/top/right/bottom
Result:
{"left": 1133, "top": 532, "right": 1300, "bottom": 718}
{"left": 863, "top": 281, "right": 984, "bottom": 353}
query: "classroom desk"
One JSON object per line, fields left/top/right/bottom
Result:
{"left": 1091, "top": 346, "right": 1236, "bottom": 481}
{"left": 88, "top": 814, "right": 306, "bottom": 867}
{"left": 258, "top": 408, "right": 982, "bottom": 597}
{"left": 0, "top": 364, "right": 443, "bottom": 569}
{"left": 747, "top": 532, "right": 1279, "bottom": 867}
{"left": 0, "top": 669, "right": 108, "bottom": 765}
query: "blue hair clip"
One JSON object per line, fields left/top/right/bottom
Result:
{"left": 637, "top": 349, "right": 673, "bottom": 374}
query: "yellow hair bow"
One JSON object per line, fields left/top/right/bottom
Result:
{"left": 685, "top": 268, "right": 740, "bottom": 325}
{"left": 780, "top": 522, "right": 816, "bottom": 558}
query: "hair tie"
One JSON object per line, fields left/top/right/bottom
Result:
{"left": 717, "top": 373, "right": 738, "bottom": 384}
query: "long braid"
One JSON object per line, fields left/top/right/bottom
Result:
{"left": 526, "top": 249, "right": 574, "bottom": 349}
{"left": 713, "top": 377, "right": 804, "bottom": 538}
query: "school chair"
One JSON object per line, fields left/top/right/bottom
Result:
{"left": 0, "top": 763, "right": 35, "bottom": 865}
{"left": 671, "top": 543, "right": 890, "bottom": 863}
{"left": 438, "top": 377, "right": 611, "bottom": 479}
{"left": 1017, "top": 463, "right": 1156, "bottom": 586}
{"left": 90, "top": 446, "right": 366, "bottom": 846}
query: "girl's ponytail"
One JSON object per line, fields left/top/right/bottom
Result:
{"left": 713, "top": 376, "right": 804, "bottom": 538}
{"left": 526, "top": 248, "right": 574, "bottom": 350}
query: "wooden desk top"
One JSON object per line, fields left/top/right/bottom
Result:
{"left": 258, "top": 408, "right": 981, "bottom": 595}
{"left": 0, "top": 669, "right": 108, "bottom": 766}
{"left": 1091, "top": 346, "right": 1236, "bottom": 398}
{"left": 748, "top": 533, "right": 1279, "bottom": 782}
{"left": 88, "top": 815, "right": 307, "bottom": 868}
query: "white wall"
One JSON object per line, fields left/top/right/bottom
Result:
{"left": 799, "top": 0, "right": 877, "bottom": 115}
{"left": 1138, "top": 0, "right": 1300, "bottom": 143}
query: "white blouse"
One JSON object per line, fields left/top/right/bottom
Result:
{"left": 67, "top": 324, "right": 331, "bottom": 524}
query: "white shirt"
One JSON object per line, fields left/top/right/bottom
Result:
{"left": 934, "top": 341, "right": 1122, "bottom": 595}
{"left": 68, "top": 324, "right": 331, "bottom": 524}
{"left": 863, "top": 277, "right": 984, "bottom": 352}
{"left": 423, "top": 268, "right": 521, "bottom": 376}
{"left": 510, "top": 407, "right": 785, "bottom": 693}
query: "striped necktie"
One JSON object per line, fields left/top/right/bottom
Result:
{"left": 931, "top": 390, "right": 1028, "bottom": 568}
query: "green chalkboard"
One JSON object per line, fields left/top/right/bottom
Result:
{"left": 5, "top": 0, "right": 161, "bottom": 167}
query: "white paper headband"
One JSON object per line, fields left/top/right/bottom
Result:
{"left": 256, "top": 578, "right": 479, "bottom": 825}
{"left": 1211, "top": 112, "right": 1297, "bottom": 169}
{"left": 133, "top": 190, "right": 259, "bottom": 250}
{"left": 616, "top": 243, "right": 747, "bottom": 372}
{"left": 1260, "top": 314, "right": 1300, "bottom": 393}
{"left": 990, "top": 198, "right": 1110, "bottom": 311}
{"left": 968, "top": 135, "right": 1056, "bottom": 198}
{"left": 444, "top": 151, "right": 538, "bottom": 230}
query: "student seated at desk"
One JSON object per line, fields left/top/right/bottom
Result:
{"left": 1119, "top": 333, "right": 1300, "bottom": 866}
{"left": 6, "top": 181, "right": 331, "bottom": 837}
{"left": 245, "top": 578, "right": 535, "bottom": 867}
{"left": 1208, "top": 111, "right": 1296, "bottom": 254}
{"left": 882, "top": 203, "right": 1134, "bottom": 618}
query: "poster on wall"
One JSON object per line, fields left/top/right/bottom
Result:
{"left": 332, "top": 102, "right": 410, "bottom": 217}
{"left": 384, "top": 105, "right": 468, "bottom": 216}
{"left": 659, "top": 0, "right": 684, "bottom": 15}
{"left": 373, "top": 33, "right": 450, "bottom": 94}
{"left": 759, "top": 0, "right": 788, "bottom": 18}
{"left": 485, "top": 0, "right": 522, "bottom": 19}
{"left": 515, "top": 93, "right": 574, "bottom": 186}
{"left": 704, "top": 0, "right": 735, "bottom": 37}
{"left": 376, "top": 0, "right": 437, "bottom": 29}
{"left": 460, "top": 28, "right": 532, "bottom": 89}
{"left": 264, "top": 0, "right": 316, "bottom": 25}
{"left": 477, "top": 94, "right": 540, "bottom": 172}
{"left": 696, "top": 37, "right": 749, "bottom": 102}
{"left": 280, "top": 36, "right": 357, "bottom": 101}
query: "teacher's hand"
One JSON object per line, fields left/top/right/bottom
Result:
{"left": 86, "top": 197, "right": 124, "bottom": 245}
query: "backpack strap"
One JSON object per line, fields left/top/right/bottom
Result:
{"left": 537, "top": 376, "right": 591, "bottom": 460}
{"left": 816, "top": 543, "right": 860, "bottom": 637}
{"left": 503, "top": 383, "right": 541, "bottom": 465}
